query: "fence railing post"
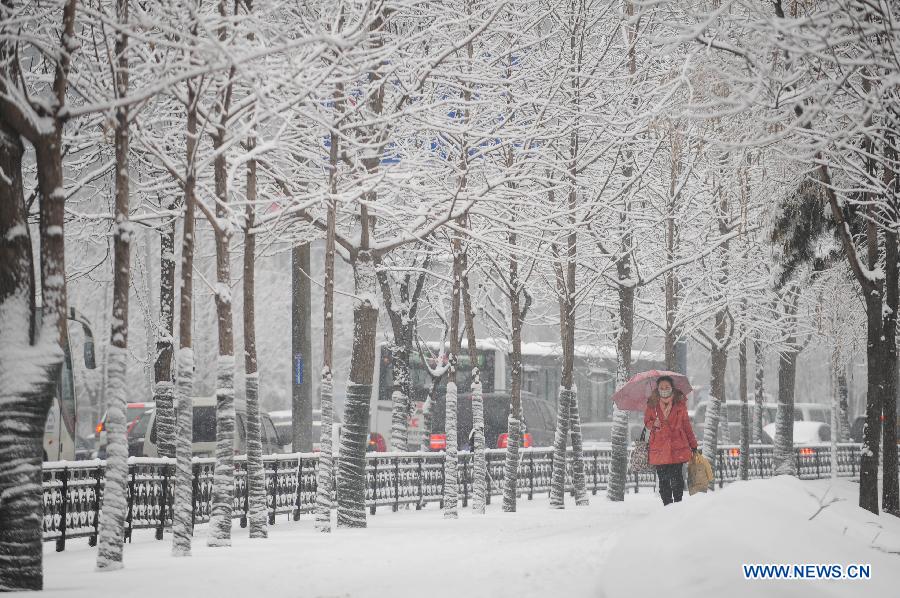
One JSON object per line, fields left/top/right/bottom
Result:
{"left": 716, "top": 451, "right": 724, "bottom": 489}
{"left": 268, "top": 460, "right": 278, "bottom": 525}
{"left": 462, "top": 455, "right": 469, "bottom": 508}
{"left": 125, "top": 464, "right": 136, "bottom": 543}
{"left": 240, "top": 461, "right": 249, "bottom": 529}
{"left": 569, "top": 453, "right": 575, "bottom": 498}
{"left": 55, "top": 467, "right": 69, "bottom": 552}
{"left": 439, "top": 454, "right": 445, "bottom": 509}
{"left": 416, "top": 457, "right": 423, "bottom": 510}
{"left": 89, "top": 464, "right": 102, "bottom": 547}
{"left": 528, "top": 453, "right": 534, "bottom": 501}
{"left": 592, "top": 453, "right": 598, "bottom": 495}
{"left": 393, "top": 458, "right": 400, "bottom": 513}
{"left": 156, "top": 463, "right": 170, "bottom": 540}
{"left": 485, "top": 456, "right": 492, "bottom": 506}
{"left": 370, "top": 458, "right": 378, "bottom": 516}
{"left": 294, "top": 457, "right": 304, "bottom": 521}
{"left": 191, "top": 462, "right": 200, "bottom": 532}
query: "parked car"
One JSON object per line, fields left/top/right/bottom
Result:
{"left": 428, "top": 390, "right": 555, "bottom": 451}
{"left": 269, "top": 409, "right": 344, "bottom": 449}
{"left": 579, "top": 420, "right": 646, "bottom": 449}
{"left": 94, "top": 402, "right": 155, "bottom": 459}
{"left": 761, "top": 421, "right": 831, "bottom": 445}
{"left": 793, "top": 402, "right": 833, "bottom": 424}
{"left": 142, "top": 397, "right": 284, "bottom": 458}
{"left": 693, "top": 401, "right": 780, "bottom": 444}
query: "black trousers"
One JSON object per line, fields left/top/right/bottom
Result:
{"left": 656, "top": 463, "right": 685, "bottom": 505}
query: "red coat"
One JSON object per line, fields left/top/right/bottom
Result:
{"left": 644, "top": 397, "right": 697, "bottom": 465}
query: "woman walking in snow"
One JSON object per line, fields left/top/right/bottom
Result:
{"left": 645, "top": 376, "right": 698, "bottom": 505}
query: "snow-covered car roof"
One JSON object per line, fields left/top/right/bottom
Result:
{"left": 763, "top": 421, "right": 830, "bottom": 445}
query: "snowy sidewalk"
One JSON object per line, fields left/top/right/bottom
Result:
{"left": 36, "top": 478, "right": 900, "bottom": 597}
{"left": 604, "top": 477, "right": 900, "bottom": 598}
{"left": 38, "top": 492, "right": 660, "bottom": 598}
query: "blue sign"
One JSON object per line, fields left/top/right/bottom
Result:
{"left": 294, "top": 354, "right": 304, "bottom": 385}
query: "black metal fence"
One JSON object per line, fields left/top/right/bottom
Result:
{"left": 42, "top": 443, "right": 865, "bottom": 551}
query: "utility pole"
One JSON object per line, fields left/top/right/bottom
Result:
{"left": 292, "top": 242, "right": 313, "bottom": 451}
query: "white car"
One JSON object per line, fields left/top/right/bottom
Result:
{"left": 142, "top": 396, "right": 284, "bottom": 458}
{"left": 762, "top": 421, "right": 831, "bottom": 445}
{"left": 268, "top": 409, "right": 342, "bottom": 450}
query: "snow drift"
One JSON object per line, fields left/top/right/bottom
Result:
{"left": 603, "top": 476, "right": 900, "bottom": 598}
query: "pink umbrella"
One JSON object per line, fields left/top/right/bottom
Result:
{"left": 611, "top": 370, "right": 693, "bottom": 412}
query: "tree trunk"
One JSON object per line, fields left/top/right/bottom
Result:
{"left": 607, "top": 282, "right": 634, "bottom": 502}
{"left": 460, "top": 228, "right": 486, "bottom": 513}
{"left": 550, "top": 387, "right": 570, "bottom": 509}
{"left": 860, "top": 293, "right": 884, "bottom": 513}
{"left": 153, "top": 205, "right": 176, "bottom": 459}
{"left": 830, "top": 347, "right": 840, "bottom": 480}
{"left": 608, "top": 1, "right": 638, "bottom": 503}
{"left": 550, "top": 241, "right": 586, "bottom": 505}
{"left": 243, "top": 155, "right": 267, "bottom": 538}
{"left": 550, "top": 250, "right": 570, "bottom": 511}
{"left": 739, "top": 335, "right": 749, "bottom": 480}
{"left": 444, "top": 380, "right": 459, "bottom": 518}
{"left": 376, "top": 255, "right": 428, "bottom": 453}
{"left": 389, "top": 342, "right": 411, "bottom": 451}
{"left": 171, "top": 348, "right": 195, "bottom": 556}
{"left": 171, "top": 84, "right": 198, "bottom": 558}
{"left": 207, "top": 139, "right": 236, "bottom": 547}
{"left": 444, "top": 237, "right": 464, "bottom": 519}
{"left": 881, "top": 223, "right": 899, "bottom": 516}
{"left": 837, "top": 369, "right": 851, "bottom": 442}
{"left": 503, "top": 236, "right": 525, "bottom": 513}
{"left": 703, "top": 323, "right": 728, "bottom": 488}
{"left": 753, "top": 336, "right": 765, "bottom": 443}
{"left": 774, "top": 349, "right": 799, "bottom": 476}
{"left": 206, "top": 1, "right": 237, "bottom": 547}
{"left": 0, "top": 120, "right": 46, "bottom": 591}
{"left": 338, "top": 250, "right": 379, "bottom": 528}
{"left": 97, "top": 1, "right": 132, "bottom": 566}
{"left": 568, "top": 391, "right": 587, "bottom": 505}
{"left": 0, "top": 0, "right": 75, "bottom": 581}
{"left": 315, "top": 163, "right": 337, "bottom": 532}
{"left": 704, "top": 160, "right": 732, "bottom": 487}
{"left": 665, "top": 126, "right": 682, "bottom": 372}
{"left": 700, "top": 395, "right": 721, "bottom": 486}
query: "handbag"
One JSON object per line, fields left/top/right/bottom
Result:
{"left": 628, "top": 427, "right": 653, "bottom": 474}
{"left": 687, "top": 451, "right": 714, "bottom": 495}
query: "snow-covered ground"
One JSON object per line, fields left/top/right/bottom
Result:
{"left": 35, "top": 478, "right": 900, "bottom": 597}
{"left": 604, "top": 476, "right": 900, "bottom": 598}
{"left": 37, "top": 492, "right": 659, "bottom": 598}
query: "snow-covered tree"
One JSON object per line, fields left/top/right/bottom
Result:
{"left": 96, "top": 0, "right": 134, "bottom": 572}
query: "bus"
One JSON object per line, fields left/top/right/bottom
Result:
{"left": 43, "top": 307, "right": 96, "bottom": 461}
{"left": 369, "top": 338, "right": 664, "bottom": 450}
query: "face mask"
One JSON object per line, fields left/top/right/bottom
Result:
{"left": 659, "top": 388, "right": 673, "bottom": 399}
